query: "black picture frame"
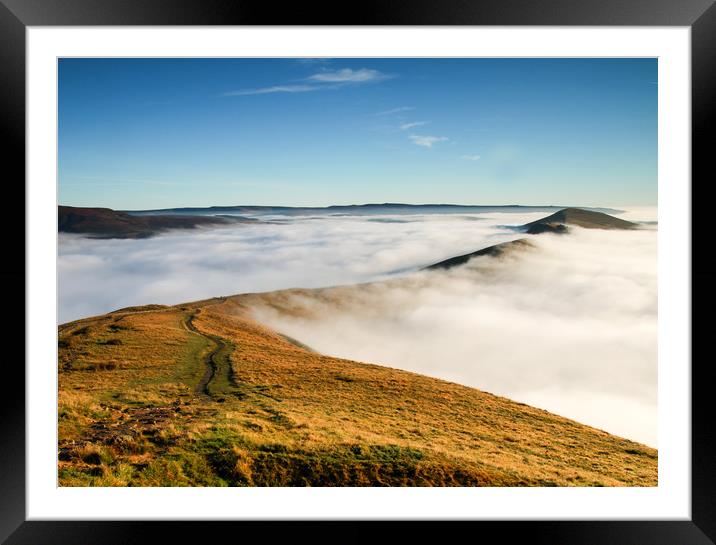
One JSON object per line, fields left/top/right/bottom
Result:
{"left": 3, "top": 1, "right": 713, "bottom": 543}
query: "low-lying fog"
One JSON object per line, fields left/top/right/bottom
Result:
{"left": 59, "top": 210, "right": 567, "bottom": 321}
{"left": 59, "top": 207, "right": 657, "bottom": 446}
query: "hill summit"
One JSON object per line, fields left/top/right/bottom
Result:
{"left": 521, "top": 207, "right": 637, "bottom": 233}
{"left": 423, "top": 208, "right": 636, "bottom": 271}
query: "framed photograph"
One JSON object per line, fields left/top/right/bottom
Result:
{"left": 5, "top": 0, "right": 713, "bottom": 543}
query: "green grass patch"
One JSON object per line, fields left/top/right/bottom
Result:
{"left": 175, "top": 324, "right": 212, "bottom": 389}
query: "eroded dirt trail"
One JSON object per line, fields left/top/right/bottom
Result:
{"left": 182, "top": 311, "right": 231, "bottom": 397}
{"left": 180, "top": 307, "right": 295, "bottom": 434}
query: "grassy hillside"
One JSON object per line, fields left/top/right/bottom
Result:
{"left": 58, "top": 296, "right": 657, "bottom": 487}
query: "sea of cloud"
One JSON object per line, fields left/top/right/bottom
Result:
{"left": 58, "top": 208, "right": 657, "bottom": 446}
{"left": 58, "top": 210, "right": 555, "bottom": 322}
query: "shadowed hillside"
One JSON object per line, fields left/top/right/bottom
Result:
{"left": 58, "top": 206, "right": 255, "bottom": 239}
{"left": 422, "top": 209, "right": 636, "bottom": 271}
{"left": 58, "top": 294, "right": 657, "bottom": 487}
{"left": 423, "top": 239, "right": 533, "bottom": 271}
{"left": 521, "top": 207, "right": 637, "bottom": 232}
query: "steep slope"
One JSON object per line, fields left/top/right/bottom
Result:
{"left": 58, "top": 296, "right": 657, "bottom": 487}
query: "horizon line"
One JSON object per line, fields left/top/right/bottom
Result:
{"left": 57, "top": 202, "right": 649, "bottom": 213}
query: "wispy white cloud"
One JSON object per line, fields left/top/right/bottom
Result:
{"left": 308, "top": 68, "right": 390, "bottom": 83}
{"left": 461, "top": 154, "right": 481, "bottom": 161}
{"left": 373, "top": 106, "right": 414, "bottom": 116}
{"left": 399, "top": 121, "right": 428, "bottom": 131}
{"left": 223, "top": 84, "right": 319, "bottom": 96}
{"left": 410, "top": 135, "right": 449, "bottom": 148}
{"left": 224, "top": 67, "right": 391, "bottom": 97}
{"left": 295, "top": 58, "right": 332, "bottom": 65}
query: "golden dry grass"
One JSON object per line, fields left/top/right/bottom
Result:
{"left": 58, "top": 296, "right": 657, "bottom": 487}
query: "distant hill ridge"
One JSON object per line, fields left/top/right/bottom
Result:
{"left": 423, "top": 208, "right": 637, "bottom": 270}
{"left": 58, "top": 205, "right": 255, "bottom": 239}
{"left": 521, "top": 207, "right": 637, "bottom": 232}
{"left": 59, "top": 204, "right": 635, "bottom": 242}
{"left": 125, "top": 203, "right": 624, "bottom": 217}
{"left": 424, "top": 239, "right": 534, "bottom": 271}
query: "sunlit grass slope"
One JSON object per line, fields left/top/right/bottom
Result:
{"left": 58, "top": 296, "right": 657, "bottom": 487}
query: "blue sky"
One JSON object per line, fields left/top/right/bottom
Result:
{"left": 58, "top": 58, "right": 657, "bottom": 209}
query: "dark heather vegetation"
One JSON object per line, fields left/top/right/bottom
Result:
{"left": 58, "top": 205, "right": 254, "bottom": 239}
{"left": 520, "top": 207, "right": 637, "bottom": 231}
